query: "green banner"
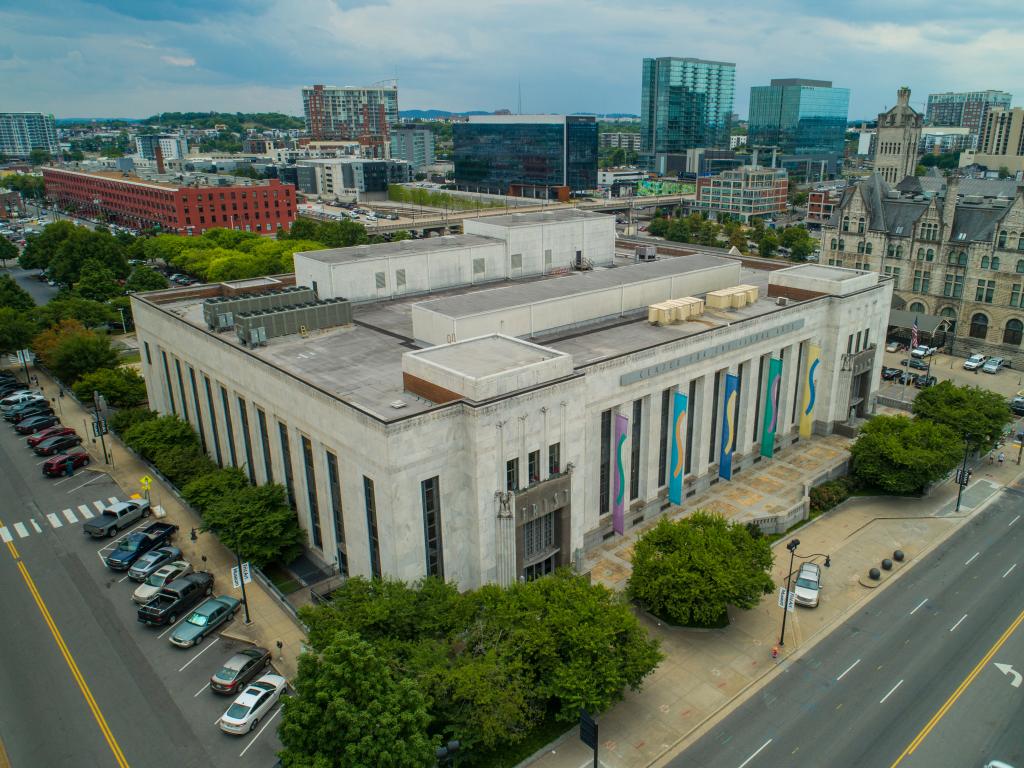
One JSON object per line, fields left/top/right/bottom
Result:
{"left": 760, "top": 357, "right": 783, "bottom": 458}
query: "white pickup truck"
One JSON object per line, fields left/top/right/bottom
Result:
{"left": 83, "top": 499, "right": 151, "bottom": 538}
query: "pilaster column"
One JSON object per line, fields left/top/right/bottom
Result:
{"left": 735, "top": 358, "right": 756, "bottom": 456}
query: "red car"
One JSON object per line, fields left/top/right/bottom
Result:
{"left": 42, "top": 450, "right": 91, "bottom": 477}
{"left": 27, "top": 425, "right": 75, "bottom": 448}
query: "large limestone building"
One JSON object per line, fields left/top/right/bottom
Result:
{"left": 873, "top": 87, "right": 923, "bottom": 184}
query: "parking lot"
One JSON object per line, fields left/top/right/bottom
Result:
{"left": 877, "top": 348, "right": 1024, "bottom": 404}
{"left": 0, "top": 402, "right": 284, "bottom": 767}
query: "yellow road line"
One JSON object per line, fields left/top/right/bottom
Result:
{"left": 8, "top": 551, "right": 130, "bottom": 767}
{"left": 890, "top": 604, "right": 1024, "bottom": 767}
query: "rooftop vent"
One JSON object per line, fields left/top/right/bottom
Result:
{"left": 390, "top": 400, "right": 408, "bottom": 409}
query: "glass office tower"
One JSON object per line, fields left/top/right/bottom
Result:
{"left": 453, "top": 115, "right": 597, "bottom": 197}
{"left": 747, "top": 79, "right": 850, "bottom": 156}
{"left": 640, "top": 57, "right": 736, "bottom": 169}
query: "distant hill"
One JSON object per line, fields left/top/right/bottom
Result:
{"left": 56, "top": 118, "right": 141, "bottom": 124}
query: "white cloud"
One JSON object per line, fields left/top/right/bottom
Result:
{"left": 160, "top": 55, "right": 196, "bottom": 67}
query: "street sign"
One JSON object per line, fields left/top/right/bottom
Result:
{"left": 230, "top": 565, "right": 242, "bottom": 590}
{"left": 92, "top": 418, "right": 108, "bottom": 437}
{"left": 579, "top": 710, "right": 598, "bottom": 750}
{"left": 778, "top": 587, "right": 796, "bottom": 612}
{"left": 955, "top": 468, "right": 971, "bottom": 486}
{"left": 240, "top": 561, "right": 252, "bottom": 585}
{"left": 140, "top": 475, "right": 153, "bottom": 490}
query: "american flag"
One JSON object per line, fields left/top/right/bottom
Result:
{"left": 911, "top": 316, "right": 919, "bottom": 349}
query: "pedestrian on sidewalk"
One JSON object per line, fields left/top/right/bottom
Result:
{"left": 998, "top": 451, "right": 1006, "bottom": 465}
{"left": 988, "top": 451, "right": 995, "bottom": 464}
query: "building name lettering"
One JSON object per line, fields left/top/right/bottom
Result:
{"left": 619, "top": 319, "right": 806, "bottom": 385}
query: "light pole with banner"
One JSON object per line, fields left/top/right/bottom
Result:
{"left": 779, "top": 538, "right": 800, "bottom": 647}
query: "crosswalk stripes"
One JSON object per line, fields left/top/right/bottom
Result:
{"left": 30, "top": 520, "right": 41, "bottom": 533}
{"left": 1, "top": 498, "right": 148, "bottom": 542}
{"left": 93, "top": 500, "right": 106, "bottom": 513}
{"left": 62, "top": 508, "right": 77, "bottom": 524}
{"left": 78, "top": 504, "right": 93, "bottom": 519}
{"left": 46, "top": 513, "right": 62, "bottom": 529}
{"left": 0, "top": 527, "right": 10, "bottom": 543}
{"left": 14, "top": 523, "right": 28, "bottom": 538}
{"left": 108, "top": 497, "right": 118, "bottom": 505}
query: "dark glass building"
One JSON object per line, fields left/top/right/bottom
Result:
{"left": 640, "top": 57, "right": 736, "bottom": 169}
{"left": 453, "top": 115, "right": 598, "bottom": 198}
{"left": 748, "top": 79, "right": 850, "bottom": 157}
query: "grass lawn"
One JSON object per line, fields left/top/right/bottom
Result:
{"left": 262, "top": 562, "right": 302, "bottom": 595}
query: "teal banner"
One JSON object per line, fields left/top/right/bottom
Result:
{"left": 760, "top": 357, "right": 783, "bottom": 457}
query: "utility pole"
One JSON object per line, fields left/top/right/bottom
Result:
{"left": 955, "top": 433, "right": 971, "bottom": 512}
{"left": 237, "top": 551, "right": 252, "bottom": 625}
{"left": 779, "top": 538, "right": 800, "bottom": 647}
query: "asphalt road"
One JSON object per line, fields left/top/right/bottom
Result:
{"left": 0, "top": 403, "right": 283, "bottom": 767}
{"left": 668, "top": 489, "right": 1024, "bottom": 768}
{"left": 3, "top": 265, "right": 60, "bottom": 305}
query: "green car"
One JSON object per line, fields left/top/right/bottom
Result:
{"left": 169, "top": 595, "right": 241, "bottom": 648}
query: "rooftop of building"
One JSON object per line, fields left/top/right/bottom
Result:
{"left": 407, "top": 335, "right": 567, "bottom": 380}
{"left": 144, "top": 249, "right": 875, "bottom": 421}
{"left": 297, "top": 234, "right": 501, "bottom": 265}
{"left": 44, "top": 166, "right": 290, "bottom": 191}
{"left": 465, "top": 114, "right": 591, "bottom": 125}
{"left": 469, "top": 209, "right": 609, "bottom": 227}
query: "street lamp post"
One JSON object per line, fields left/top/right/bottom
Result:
{"left": 778, "top": 538, "right": 800, "bottom": 647}
{"left": 955, "top": 434, "right": 972, "bottom": 512}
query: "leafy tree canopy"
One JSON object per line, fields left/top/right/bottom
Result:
{"left": 33, "top": 296, "right": 118, "bottom": 329}
{"left": 49, "top": 331, "right": 119, "bottom": 384}
{"left": 71, "top": 366, "right": 147, "bottom": 408}
{"left": 0, "top": 173, "right": 45, "bottom": 200}
{"left": 125, "top": 265, "right": 169, "bottom": 292}
{"left": 0, "top": 274, "right": 35, "bottom": 311}
{"left": 627, "top": 511, "right": 775, "bottom": 627}
{"left": 911, "top": 380, "right": 1010, "bottom": 451}
{"left": 73, "top": 259, "right": 121, "bottom": 302}
{"left": 0, "top": 236, "right": 18, "bottom": 263}
{"left": 0, "top": 307, "right": 37, "bottom": 355}
{"left": 199, "top": 482, "right": 304, "bottom": 566}
{"left": 141, "top": 111, "right": 304, "bottom": 132}
{"left": 850, "top": 415, "right": 963, "bottom": 494}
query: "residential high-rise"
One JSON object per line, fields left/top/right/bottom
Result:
{"left": 747, "top": 79, "right": 850, "bottom": 156}
{"left": 640, "top": 57, "right": 736, "bottom": 169}
{"left": 135, "top": 134, "right": 189, "bottom": 162}
{"left": 873, "top": 87, "right": 922, "bottom": 184}
{"left": 974, "top": 107, "right": 1024, "bottom": 174}
{"left": 925, "top": 90, "right": 1012, "bottom": 137}
{"left": 389, "top": 127, "right": 435, "bottom": 172}
{"left": 453, "top": 115, "right": 597, "bottom": 199}
{"left": 0, "top": 112, "right": 59, "bottom": 158}
{"left": 301, "top": 84, "right": 399, "bottom": 154}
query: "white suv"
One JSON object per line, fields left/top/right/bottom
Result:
{"left": 963, "top": 354, "right": 987, "bottom": 370}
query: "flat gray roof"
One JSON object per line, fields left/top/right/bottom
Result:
{"left": 472, "top": 209, "right": 608, "bottom": 228}
{"left": 410, "top": 335, "right": 564, "bottom": 379}
{"left": 778, "top": 264, "right": 865, "bottom": 281}
{"left": 296, "top": 233, "right": 501, "bottom": 265}
{"left": 416, "top": 254, "right": 732, "bottom": 319}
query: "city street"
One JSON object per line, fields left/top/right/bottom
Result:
{"left": 668, "top": 489, "right": 1024, "bottom": 768}
{"left": 0, "top": 407, "right": 284, "bottom": 766}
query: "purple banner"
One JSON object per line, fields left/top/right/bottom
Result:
{"left": 613, "top": 413, "right": 628, "bottom": 535}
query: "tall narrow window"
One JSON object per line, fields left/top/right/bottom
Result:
{"left": 326, "top": 451, "right": 348, "bottom": 577}
{"left": 658, "top": 388, "right": 671, "bottom": 487}
{"left": 709, "top": 372, "right": 721, "bottom": 461}
{"left": 528, "top": 450, "right": 540, "bottom": 484}
{"left": 792, "top": 344, "right": 805, "bottom": 423}
{"left": 238, "top": 397, "right": 255, "bottom": 483}
{"left": 421, "top": 476, "right": 443, "bottom": 578}
{"left": 363, "top": 476, "right": 381, "bottom": 579}
{"left": 256, "top": 407, "right": 273, "bottom": 483}
{"left": 219, "top": 386, "right": 237, "bottom": 467}
{"left": 685, "top": 380, "right": 696, "bottom": 475}
{"left": 160, "top": 351, "right": 176, "bottom": 415}
{"left": 629, "top": 398, "right": 642, "bottom": 500}
{"left": 301, "top": 436, "right": 322, "bottom": 548}
{"left": 203, "top": 376, "right": 221, "bottom": 466}
{"left": 753, "top": 357, "right": 765, "bottom": 442}
{"left": 548, "top": 442, "right": 561, "bottom": 475}
{"left": 174, "top": 358, "right": 189, "bottom": 420}
{"left": 188, "top": 367, "right": 206, "bottom": 453}
{"left": 506, "top": 458, "right": 519, "bottom": 492}
{"left": 599, "top": 409, "right": 611, "bottom": 515}
{"left": 278, "top": 422, "right": 295, "bottom": 508}
{"left": 143, "top": 341, "right": 152, "bottom": 366}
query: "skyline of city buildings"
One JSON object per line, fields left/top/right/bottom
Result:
{"left": 0, "top": 112, "right": 59, "bottom": 158}
{"left": 925, "top": 90, "right": 1012, "bottom": 138}
{"left": 747, "top": 78, "right": 850, "bottom": 158}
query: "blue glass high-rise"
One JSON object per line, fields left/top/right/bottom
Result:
{"left": 748, "top": 79, "right": 850, "bottom": 156}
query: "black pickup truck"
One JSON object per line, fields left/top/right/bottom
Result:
{"left": 105, "top": 522, "right": 179, "bottom": 571}
{"left": 137, "top": 572, "right": 215, "bottom": 627}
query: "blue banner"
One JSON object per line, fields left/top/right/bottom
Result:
{"left": 668, "top": 391, "right": 688, "bottom": 505}
{"left": 719, "top": 373, "right": 739, "bottom": 480}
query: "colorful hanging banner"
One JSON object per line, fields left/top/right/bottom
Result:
{"left": 759, "top": 357, "right": 783, "bottom": 458}
{"left": 613, "top": 413, "right": 628, "bottom": 534}
{"left": 668, "top": 391, "right": 688, "bottom": 505}
{"left": 799, "top": 345, "right": 822, "bottom": 438}
{"left": 719, "top": 373, "right": 739, "bottom": 480}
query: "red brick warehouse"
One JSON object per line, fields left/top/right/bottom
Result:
{"left": 42, "top": 167, "right": 296, "bottom": 235}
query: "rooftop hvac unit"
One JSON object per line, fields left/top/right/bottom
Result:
{"left": 216, "top": 312, "right": 233, "bottom": 330}
{"left": 636, "top": 244, "right": 657, "bottom": 262}
{"left": 249, "top": 327, "right": 267, "bottom": 346}
{"left": 776, "top": 296, "right": 789, "bottom": 307}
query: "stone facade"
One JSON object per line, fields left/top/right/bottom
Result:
{"left": 820, "top": 174, "right": 1024, "bottom": 365}
{"left": 873, "top": 87, "right": 922, "bottom": 184}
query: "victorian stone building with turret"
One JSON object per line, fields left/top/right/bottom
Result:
{"left": 873, "top": 87, "right": 922, "bottom": 184}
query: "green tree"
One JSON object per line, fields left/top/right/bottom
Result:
{"left": 67, "top": 149, "right": 86, "bottom": 162}
{"left": 279, "top": 632, "right": 437, "bottom": 768}
{"left": 48, "top": 229, "right": 129, "bottom": 285}
{"left": 49, "top": 332, "right": 119, "bottom": 383}
{"left": 28, "top": 148, "right": 51, "bottom": 166}
{"left": 0, "top": 237, "right": 18, "bottom": 264}
{"left": 998, "top": 166, "right": 1011, "bottom": 179}
{"left": 911, "top": 380, "right": 1010, "bottom": 451}
{"left": 779, "top": 226, "right": 816, "bottom": 260}
{"left": 19, "top": 219, "right": 78, "bottom": 271}
{"left": 0, "top": 274, "right": 35, "bottom": 311}
{"left": 0, "top": 307, "right": 37, "bottom": 355}
{"left": 125, "top": 265, "right": 169, "bottom": 292}
{"left": 391, "top": 230, "right": 411, "bottom": 242}
{"left": 182, "top": 467, "right": 249, "bottom": 511}
{"left": 758, "top": 229, "right": 779, "bottom": 257}
{"left": 109, "top": 406, "right": 158, "bottom": 434}
{"left": 200, "top": 483, "right": 304, "bottom": 566}
{"left": 71, "top": 367, "right": 147, "bottom": 407}
{"left": 33, "top": 297, "right": 117, "bottom": 329}
{"left": 627, "top": 512, "right": 775, "bottom": 626}
{"left": 73, "top": 259, "right": 121, "bottom": 302}
{"left": 850, "top": 415, "right": 962, "bottom": 494}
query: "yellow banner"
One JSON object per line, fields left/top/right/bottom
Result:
{"left": 799, "top": 344, "right": 821, "bottom": 438}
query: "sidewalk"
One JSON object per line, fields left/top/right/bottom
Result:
{"left": 526, "top": 433, "right": 1024, "bottom": 768}
{"left": 32, "top": 368, "right": 307, "bottom": 680}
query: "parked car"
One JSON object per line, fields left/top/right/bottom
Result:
{"left": 900, "top": 358, "right": 930, "bottom": 371}
{"left": 982, "top": 357, "right": 1005, "bottom": 374}
{"left": 33, "top": 432, "right": 83, "bottom": 456}
{"left": 910, "top": 345, "right": 937, "bottom": 359}
{"left": 132, "top": 560, "right": 193, "bottom": 604}
{"left": 885, "top": 341, "right": 903, "bottom": 352}
{"left": 7, "top": 401, "right": 54, "bottom": 423}
{"left": 0, "top": 391, "right": 44, "bottom": 411}
{"left": 28, "top": 424, "right": 74, "bottom": 447}
{"left": 42, "top": 450, "right": 91, "bottom": 477}
{"left": 880, "top": 367, "right": 902, "bottom": 381}
{"left": 83, "top": 499, "right": 150, "bottom": 538}
{"left": 128, "top": 545, "right": 183, "bottom": 582}
{"left": 169, "top": 594, "right": 240, "bottom": 647}
{"left": 1011, "top": 397, "right": 1024, "bottom": 416}
{"left": 218, "top": 674, "right": 287, "bottom": 734}
{"left": 104, "top": 522, "right": 178, "bottom": 571}
{"left": 138, "top": 572, "right": 215, "bottom": 626}
{"left": 963, "top": 354, "right": 987, "bottom": 370}
{"left": 914, "top": 375, "right": 937, "bottom": 389}
{"left": 210, "top": 647, "right": 272, "bottom": 695}
{"left": 793, "top": 562, "right": 822, "bottom": 608}
{"left": 15, "top": 413, "right": 59, "bottom": 434}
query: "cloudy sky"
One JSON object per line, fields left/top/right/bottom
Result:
{"left": 1, "top": 0, "right": 1021, "bottom": 120}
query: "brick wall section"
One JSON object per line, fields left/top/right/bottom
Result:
{"left": 402, "top": 372, "right": 462, "bottom": 404}
{"left": 767, "top": 284, "right": 825, "bottom": 302}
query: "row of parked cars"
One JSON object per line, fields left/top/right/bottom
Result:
{"left": 963, "top": 354, "right": 1008, "bottom": 374}
{"left": 881, "top": 367, "right": 937, "bottom": 388}
{"left": 86, "top": 497, "right": 286, "bottom": 734}
{"left": 1, "top": 375, "right": 92, "bottom": 474}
